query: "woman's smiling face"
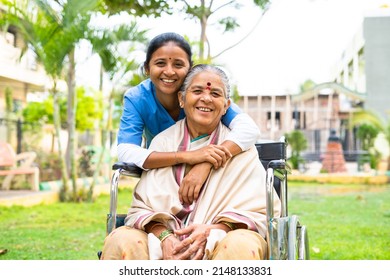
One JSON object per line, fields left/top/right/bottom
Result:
{"left": 179, "top": 70, "right": 230, "bottom": 137}
{"left": 146, "top": 42, "right": 191, "bottom": 98}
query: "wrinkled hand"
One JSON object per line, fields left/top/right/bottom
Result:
{"left": 186, "top": 145, "right": 232, "bottom": 169}
{"left": 161, "top": 235, "right": 183, "bottom": 260}
{"left": 179, "top": 162, "right": 211, "bottom": 204}
{"left": 172, "top": 224, "right": 209, "bottom": 260}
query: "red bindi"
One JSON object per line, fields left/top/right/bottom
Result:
{"left": 206, "top": 82, "right": 211, "bottom": 90}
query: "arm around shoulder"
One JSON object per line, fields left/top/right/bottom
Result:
{"left": 117, "top": 143, "right": 153, "bottom": 170}
{"left": 225, "top": 113, "right": 260, "bottom": 152}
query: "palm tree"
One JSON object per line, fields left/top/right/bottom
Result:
{"left": 1, "top": 0, "right": 109, "bottom": 200}
{"left": 85, "top": 24, "right": 147, "bottom": 200}
{"left": 352, "top": 110, "right": 390, "bottom": 171}
{"left": 1, "top": 0, "right": 156, "bottom": 201}
{"left": 1, "top": 0, "right": 73, "bottom": 199}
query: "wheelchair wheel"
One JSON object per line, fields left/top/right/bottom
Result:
{"left": 298, "top": 225, "right": 310, "bottom": 260}
{"left": 288, "top": 215, "right": 310, "bottom": 260}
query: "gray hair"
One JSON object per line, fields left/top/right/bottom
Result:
{"left": 179, "top": 64, "right": 230, "bottom": 100}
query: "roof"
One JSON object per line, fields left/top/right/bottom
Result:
{"left": 291, "top": 82, "right": 366, "bottom": 102}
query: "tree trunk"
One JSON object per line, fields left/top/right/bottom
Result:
{"left": 66, "top": 48, "right": 78, "bottom": 201}
{"left": 5, "top": 87, "right": 14, "bottom": 144}
{"left": 52, "top": 88, "right": 70, "bottom": 201}
{"left": 99, "top": 62, "right": 103, "bottom": 92}
{"left": 199, "top": 15, "right": 207, "bottom": 62}
{"left": 387, "top": 154, "right": 390, "bottom": 172}
{"left": 196, "top": 0, "right": 207, "bottom": 61}
{"left": 88, "top": 90, "right": 113, "bottom": 202}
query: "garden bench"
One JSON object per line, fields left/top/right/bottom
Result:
{"left": 0, "top": 142, "right": 40, "bottom": 191}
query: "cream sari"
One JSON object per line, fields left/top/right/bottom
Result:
{"left": 125, "top": 119, "right": 281, "bottom": 240}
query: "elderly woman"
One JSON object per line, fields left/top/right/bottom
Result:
{"left": 101, "top": 64, "right": 281, "bottom": 260}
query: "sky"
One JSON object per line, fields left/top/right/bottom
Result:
{"left": 76, "top": 0, "right": 390, "bottom": 96}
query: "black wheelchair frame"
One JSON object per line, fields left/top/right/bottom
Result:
{"left": 100, "top": 137, "right": 309, "bottom": 260}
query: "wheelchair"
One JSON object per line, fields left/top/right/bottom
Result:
{"left": 99, "top": 137, "right": 310, "bottom": 260}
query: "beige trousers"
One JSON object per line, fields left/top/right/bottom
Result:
{"left": 101, "top": 226, "right": 267, "bottom": 260}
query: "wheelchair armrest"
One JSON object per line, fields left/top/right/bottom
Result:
{"left": 268, "top": 160, "right": 286, "bottom": 170}
{"left": 112, "top": 162, "right": 142, "bottom": 177}
{"left": 267, "top": 159, "right": 291, "bottom": 180}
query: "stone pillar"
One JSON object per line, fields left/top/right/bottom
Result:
{"left": 257, "top": 95, "right": 262, "bottom": 128}
{"left": 270, "top": 95, "right": 276, "bottom": 140}
{"left": 243, "top": 96, "right": 248, "bottom": 113}
{"left": 284, "top": 94, "right": 291, "bottom": 131}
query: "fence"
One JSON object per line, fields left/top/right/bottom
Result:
{"left": 0, "top": 118, "right": 38, "bottom": 153}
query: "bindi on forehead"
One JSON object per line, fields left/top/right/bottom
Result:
{"left": 206, "top": 82, "right": 211, "bottom": 90}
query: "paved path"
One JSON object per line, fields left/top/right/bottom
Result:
{"left": 0, "top": 189, "right": 59, "bottom": 207}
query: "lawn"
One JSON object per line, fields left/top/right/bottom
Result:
{"left": 0, "top": 183, "right": 389, "bottom": 260}
{"left": 0, "top": 188, "right": 134, "bottom": 260}
{"left": 288, "top": 182, "right": 390, "bottom": 260}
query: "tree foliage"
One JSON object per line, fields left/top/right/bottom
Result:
{"left": 285, "top": 130, "right": 308, "bottom": 169}
{"left": 300, "top": 79, "right": 316, "bottom": 92}
{"left": 356, "top": 123, "right": 380, "bottom": 151}
{"left": 22, "top": 97, "right": 62, "bottom": 127}
{"left": 22, "top": 87, "right": 102, "bottom": 131}
{"left": 176, "top": 0, "right": 270, "bottom": 61}
{"left": 76, "top": 87, "right": 104, "bottom": 131}
{"left": 101, "top": 0, "right": 173, "bottom": 16}
{"left": 352, "top": 110, "right": 390, "bottom": 170}
{"left": 87, "top": 22, "right": 147, "bottom": 83}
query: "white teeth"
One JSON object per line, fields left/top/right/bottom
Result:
{"left": 198, "top": 107, "right": 211, "bottom": 112}
{"left": 162, "top": 79, "right": 175, "bottom": 83}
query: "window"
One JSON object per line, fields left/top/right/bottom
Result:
{"left": 26, "top": 45, "right": 38, "bottom": 70}
{"left": 6, "top": 27, "right": 17, "bottom": 47}
{"left": 292, "top": 111, "right": 306, "bottom": 129}
{"left": 266, "top": 111, "right": 281, "bottom": 131}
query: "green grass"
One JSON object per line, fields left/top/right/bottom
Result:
{"left": 288, "top": 182, "right": 390, "bottom": 260}
{"left": 0, "top": 183, "right": 389, "bottom": 260}
{"left": 0, "top": 188, "right": 133, "bottom": 260}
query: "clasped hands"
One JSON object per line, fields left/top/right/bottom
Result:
{"left": 161, "top": 224, "right": 210, "bottom": 260}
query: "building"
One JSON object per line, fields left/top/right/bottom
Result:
{"left": 238, "top": 82, "right": 364, "bottom": 155}
{"left": 0, "top": 4, "right": 49, "bottom": 146}
{"left": 331, "top": 9, "right": 390, "bottom": 121}
{"left": 238, "top": 8, "right": 390, "bottom": 162}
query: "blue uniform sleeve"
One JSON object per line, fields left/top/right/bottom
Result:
{"left": 220, "top": 100, "right": 260, "bottom": 151}
{"left": 117, "top": 93, "right": 144, "bottom": 146}
{"left": 221, "top": 101, "right": 242, "bottom": 127}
